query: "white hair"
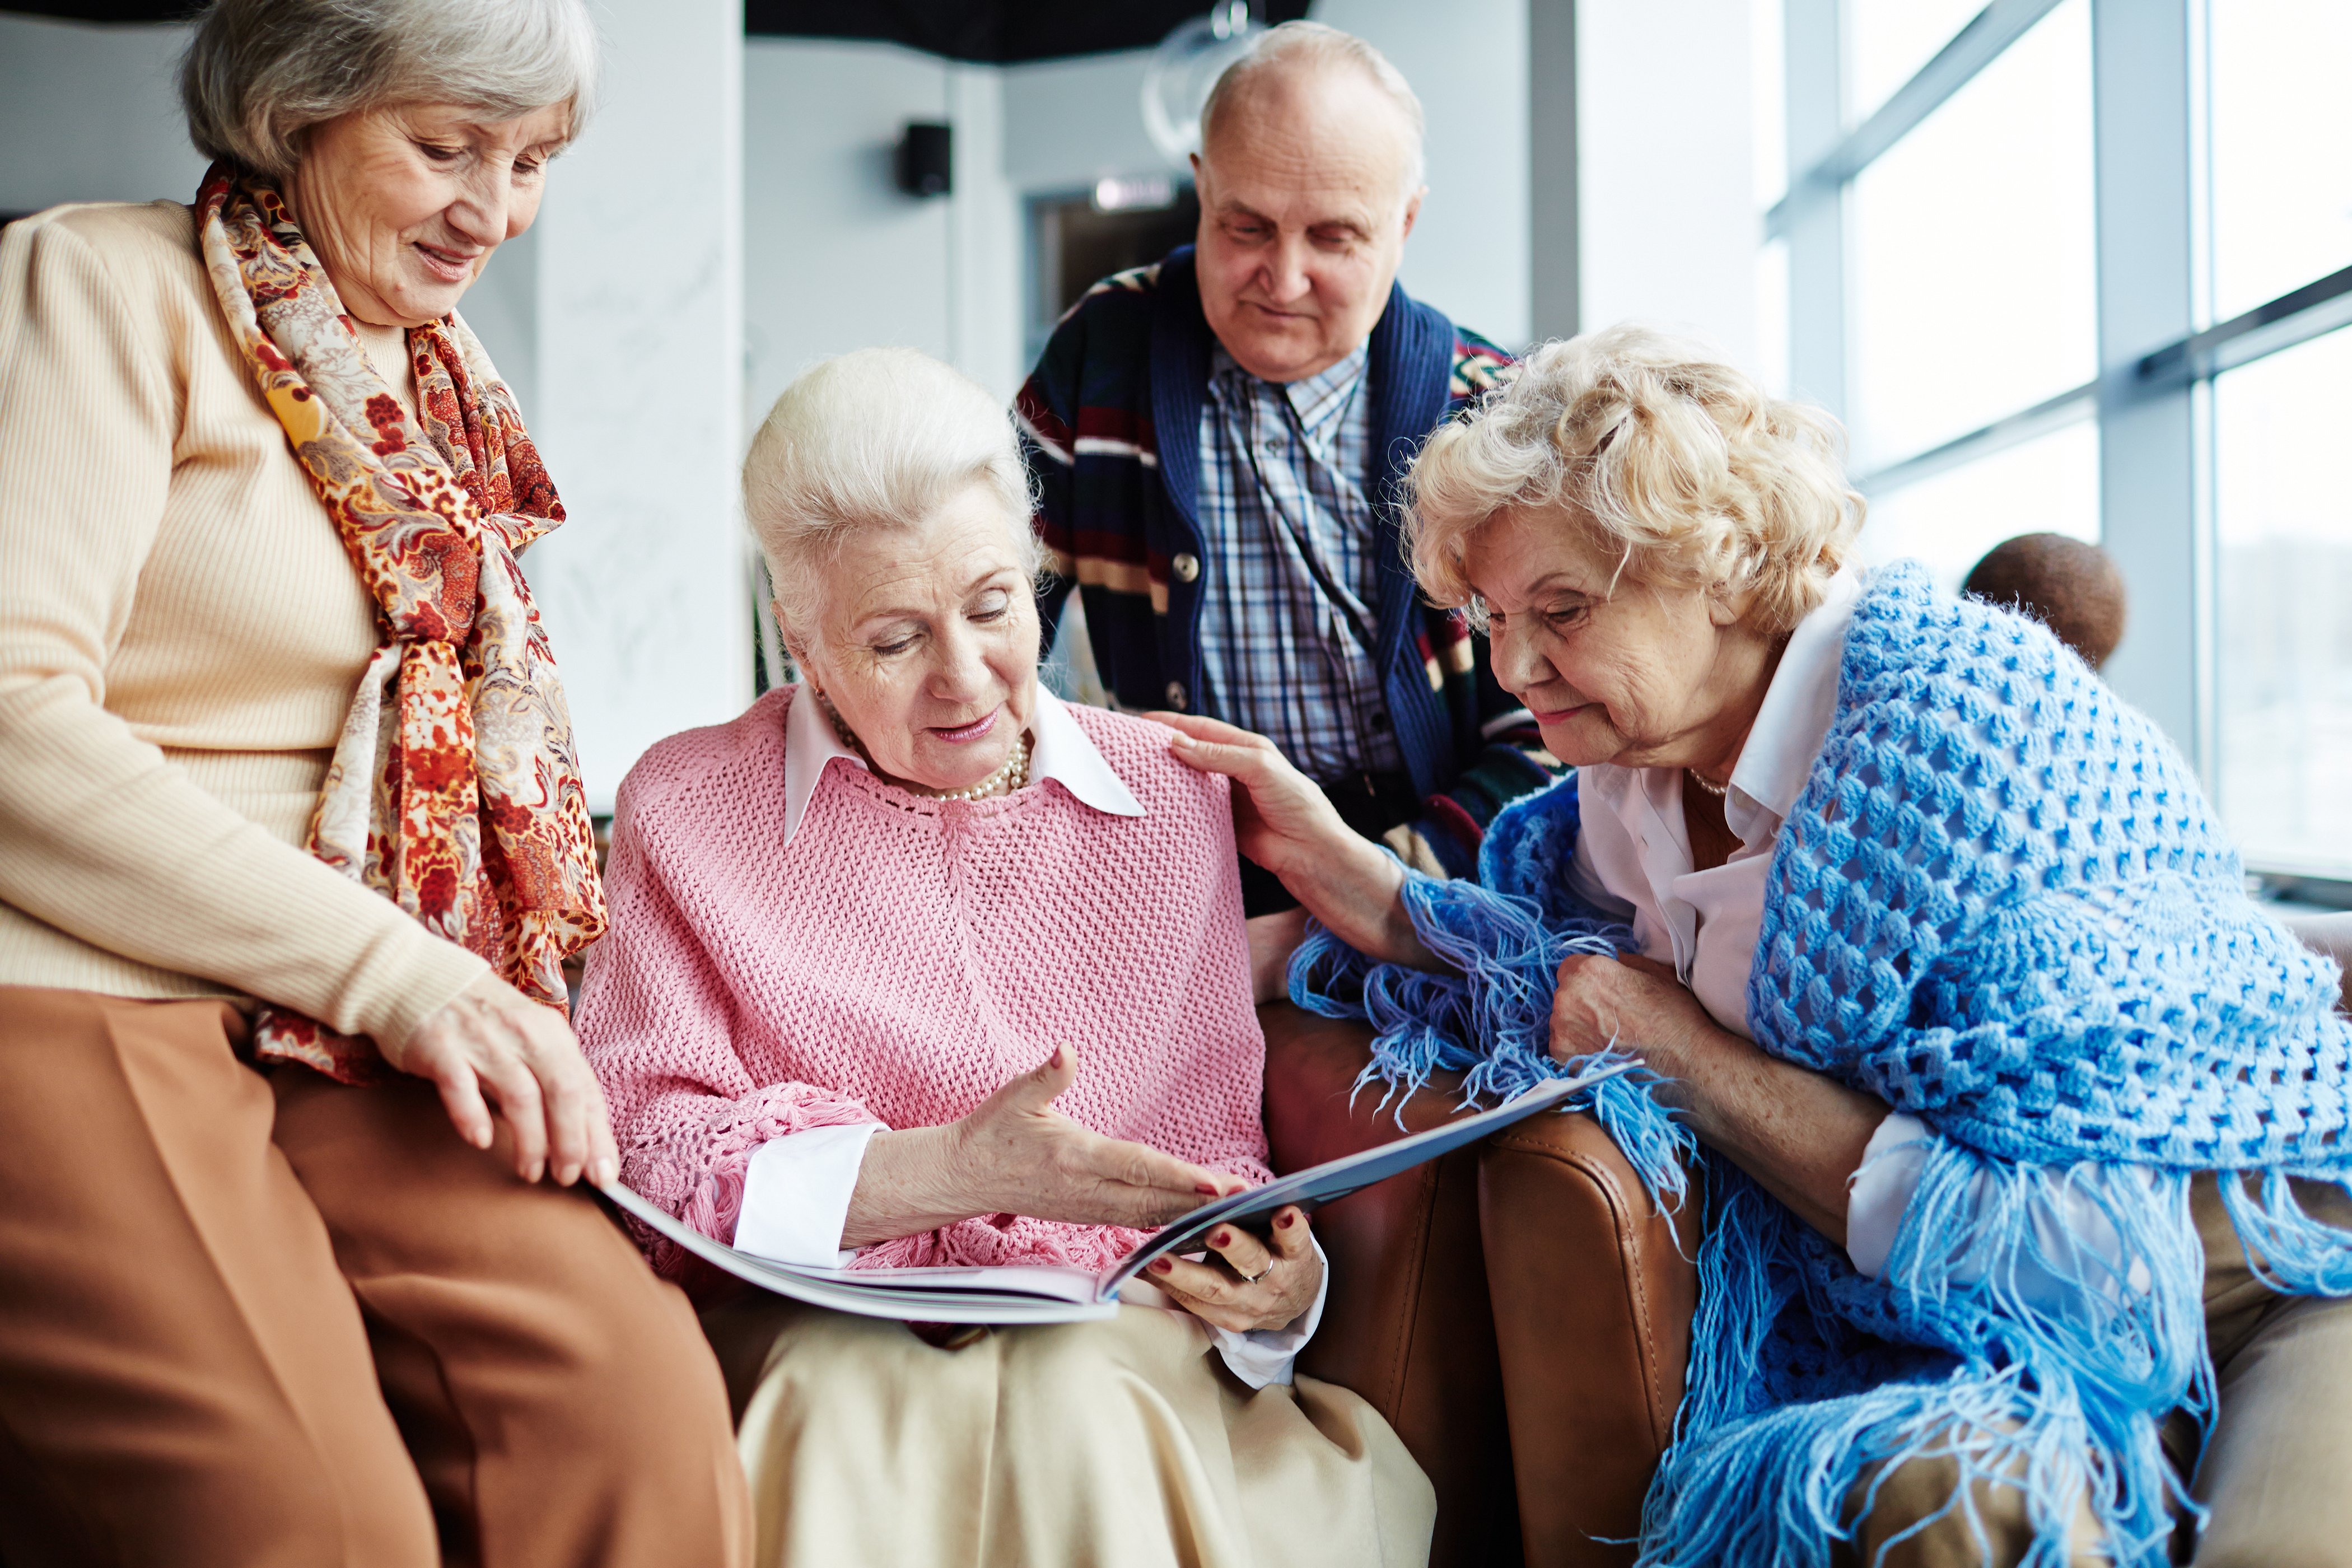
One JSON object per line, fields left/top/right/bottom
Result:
{"left": 179, "top": 0, "right": 601, "bottom": 179}
{"left": 1406, "top": 325, "right": 1866, "bottom": 636}
{"left": 743, "top": 347, "right": 1041, "bottom": 647}
{"left": 1200, "top": 20, "right": 1427, "bottom": 197}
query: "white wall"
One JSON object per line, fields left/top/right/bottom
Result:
{"left": 0, "top": 14, "right": 204, "bottom": 213}
{"left": 740, "top": 40, "right": 1023, "bottom": 412}
{"left": 522, "top": 0, "right": 749, "bottom": 810}
{"left": 1576, "top": 0, "right": 1761, "bottom": 372}
{"left": 1000, "top": 49, "right": 1180, "bottom": 193}
{"left": 1318, "top": 0, "right": 1534, "bottom": 348}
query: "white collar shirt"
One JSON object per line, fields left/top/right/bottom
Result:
{"left": 780, "top": 680, "right": 1145, "bottom": 850}
{"left": 1562, "top": 567, "right": 1864, "bottom": 1040}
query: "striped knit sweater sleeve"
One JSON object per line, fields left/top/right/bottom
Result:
{"left": 1016, "top": 264, "right": 1557, "bottom": 883}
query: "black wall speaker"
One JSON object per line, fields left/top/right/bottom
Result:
{"left": 894, "top": 122, "right": 953, "bottom": 198}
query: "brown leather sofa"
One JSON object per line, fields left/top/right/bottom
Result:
{"left": 1260, "top": 1001, "right": 1696, "bottom": 1567}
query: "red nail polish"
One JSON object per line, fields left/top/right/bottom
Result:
{"left": 1212, "top": 1230, "right": 1230, "bottom": 1247}
{"left": 1150, "top": 1258, "right": 1172, "bottom": 1274}
{"left": 1277, "top": 1211, "right": 1296, "bottom": 1228}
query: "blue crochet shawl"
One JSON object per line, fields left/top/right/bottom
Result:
{"left": 1291, "top": 562, "right": 2352, "bottom": 1566}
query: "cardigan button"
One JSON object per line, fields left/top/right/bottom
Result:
{"left": 1165, "top": 681, "right": 1188, "bottom": 710}
{"left": 1172, "top": 552, "right": 1200, "bottom": 584}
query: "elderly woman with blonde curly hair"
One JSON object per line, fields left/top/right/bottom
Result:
{"left": 1166, "top": 324, "right": 2352, "bottom": 1566}
{"left": 0, "top": 1, "right": 748, "bottom": 1561}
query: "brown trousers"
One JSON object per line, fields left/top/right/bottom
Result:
{"left": 0, "top": 986, "right": 752, "bottom": 1568}
{"left": 1843, "top": 1175, "right": 2352, "bottom": 1567}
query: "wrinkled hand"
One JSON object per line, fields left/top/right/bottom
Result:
{"left": 1153, "top": 711, "right": 1432, "bottom": 970}
{"left": 389, "top": 970, "right": 618, "bottom": 1187}
{"left": 1149, "top": 1206, "right": 1322, "bottom": 1334}
{"left": 1149, "top": 711, "right": 1351, "bottom": 880}
{"left": 1548, "top": 953, "right": 1717, "bottom": 1081}
{"left": 944, "top": 1044, "right": 1246, "bottom": 1227}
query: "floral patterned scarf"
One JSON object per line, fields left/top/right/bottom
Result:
{"left": 195, "top": 165, "right": 605, "bottom": 1081}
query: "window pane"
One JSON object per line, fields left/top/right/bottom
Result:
{"left": 1846, "top": 0, "right": 2094, "bottom": 472}
{"left": 2209, "top": 0, "right": 2352, "bottom": 324}
{"left": 1756, "top": 236, "right": 1791, "bottom": 396}
{"left": 2215, "top": 326, "right": 2352, "bottom": 876}
{"left": 1855, "top": 418, "right": 2100, "bottom": 593}
{"left": 1845, "top": 0, "right": 1984, "bottom": 123}
{"left": 1754, "top": 0, "right": 1786, "bottom": 207}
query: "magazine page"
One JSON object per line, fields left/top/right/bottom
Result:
{"left": 599, "top": 1056, "right": 1633, "bottom": 1324}
{"left": 1099, "top": 1060, "right": 1633, "bottom": 1294}
{"left": 599, "top": 1183, "right": 1121, "bottom": 1326}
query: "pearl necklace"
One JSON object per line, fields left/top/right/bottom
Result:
{"left": 1687, "top": 768, "right": 1730, "bottom": 799}
{"left": 820, "top": 695, "right": 1032, "bottom": 801}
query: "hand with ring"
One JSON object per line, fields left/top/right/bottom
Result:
{"left": 1145, "top": 1205, "right": 1322, "bottom": 1333}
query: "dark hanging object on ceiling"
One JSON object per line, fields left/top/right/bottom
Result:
{"left": 894, "top": 122, "right": 953, "bottom": 198}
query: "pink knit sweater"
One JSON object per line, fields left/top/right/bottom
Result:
{"left": 576, "top": 687, "right": 1272, "bottom": 1280}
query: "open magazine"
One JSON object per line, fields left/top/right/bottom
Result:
{"left": 600, "top": 1057, "right": 1635, "bottom": 1326}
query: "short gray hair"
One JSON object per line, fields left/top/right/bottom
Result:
{"left": 744, "top": 348, "right": 1042, "bottom": 646}
{"left": 179, "top": 0, "right": 601, "bottom": 179}
{"left": 1200, "top": 21, "right": 1427, "bottom": 195}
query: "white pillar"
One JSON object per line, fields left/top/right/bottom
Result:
{"left": 525, "top": 0, "right": 748, "bottom": 812}
{"left": 947, "top": 62, "right": 1024, "bottom": 403}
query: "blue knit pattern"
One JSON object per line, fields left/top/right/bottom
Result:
{"left": 1290, "top": 562, "right": 2352, "bottom": 1566}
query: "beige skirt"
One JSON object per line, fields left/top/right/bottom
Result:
{"left": 702, "top": 1296, "right": 1435, "bottom": 1568}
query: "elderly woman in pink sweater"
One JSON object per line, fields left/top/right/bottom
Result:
{"left": 575, "top": 347, "right": 1432, "bottom": 1568}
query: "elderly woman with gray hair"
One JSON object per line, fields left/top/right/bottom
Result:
{"left": 0, "top": 1, "right": 748, "bottom": 1562}
{"left": 1169, "top": 325, "right": 2352, "bottom": 1566}
{"left": 577, "top": 346, "right": 1434, "bottom": 1568}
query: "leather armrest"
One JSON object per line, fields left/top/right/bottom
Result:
{"left": 1480, "top": 1115, "right": 1695, "bottom": 1565}
{"left": 1259, "top": 1002, "right": 1519, "bottom": 1568}
{"left": 1258, "top": 1001, "right": 1698, "bottom": 1568}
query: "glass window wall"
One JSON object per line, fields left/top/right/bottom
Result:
{"left": 2215, "top": 326, "right": 2352, "bottom": 876}
{"left": 1844, "top": 0, "right": 2093, "bottom": 470}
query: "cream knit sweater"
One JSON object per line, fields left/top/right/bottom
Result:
{"left": 0, "top": 201, "right": 491, "bottom": 1046}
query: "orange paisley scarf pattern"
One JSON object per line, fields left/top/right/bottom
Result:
{"left": 196, "top": 165, "right": 606, "bottom": 1081}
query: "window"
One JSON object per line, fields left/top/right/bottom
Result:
{"left": 1858, "top": 419, "right": 2099, "bottom": 591}
{"left": 1768, "top": 0, "right": 2352, "bottom": 881}
{"left": 1844, "top": 0, "right": 1985, "bottom": 122}
{"left": 1845, "top": 0, "right": 2093, "bottom": 469}
{"left": 2207, "top": 0, "right": 2352, "bottom": 326}
{"left": 2215, "top": 326, "right": 2352, "bottom": 877}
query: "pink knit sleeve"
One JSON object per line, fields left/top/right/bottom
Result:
{"left": 576, "top": 776, "right": 875, "bottom": 1280}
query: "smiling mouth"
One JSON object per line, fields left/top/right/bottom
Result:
{"left": 1530, "top": 702, "right": 1595, "bottom": 726}
{"left": 930, "top": 709, "right": 999, "bottom": 744}
{"left": 413, "top": 242, "right": 479, "bottom": 283}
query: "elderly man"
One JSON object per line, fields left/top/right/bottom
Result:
{"left": 1017, "top": 21, "right": 1544, "bottom": 942}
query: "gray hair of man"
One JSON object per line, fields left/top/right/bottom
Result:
{"left": 744, "top": 347, "right": 1043, "bottom": 650}
{"left": 179, "top": 0, "right": 601, "bottom": 179}
{"left": 1198, "top": 20, "right": 1427, "bottom": 197}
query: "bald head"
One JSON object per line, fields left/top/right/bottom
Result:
{"left": 1200, "top": 21, "right": 1426, "bottom": 199}
{"left": 1191, "top": 23, "right": 1427, "bottom": 383}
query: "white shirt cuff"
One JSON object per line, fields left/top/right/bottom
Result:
{"left": 733, "top": 1122, "right": 885, "bottom": 1267}
{"left": 1209, "top": 1235, "right": 1329, "bottom": 1389}
{"left": 1845, "top": 1111, "right": 1933, "bottom": 1278}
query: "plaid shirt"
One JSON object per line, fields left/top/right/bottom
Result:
{"left": 1196, "top": 344, "right": 1407, "bottom": 782}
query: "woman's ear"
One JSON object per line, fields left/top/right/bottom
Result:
{"left": 1705, "top": 581, "right": 1756, "bottom": 628}
{"left": 776, "top": 602, "right": 816, "bottom": 692}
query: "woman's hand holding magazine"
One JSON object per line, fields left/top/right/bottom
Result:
{"left": 602, "top": 1057, "right": 1634, "bottom": 1326}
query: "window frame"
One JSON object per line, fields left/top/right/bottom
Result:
{"left": 1770, "top": 0, "right": 2352, "bottom": 885}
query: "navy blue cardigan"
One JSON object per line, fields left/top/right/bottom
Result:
{"left": 1016, "top": 246, "right": 1545, "bottom": 871}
